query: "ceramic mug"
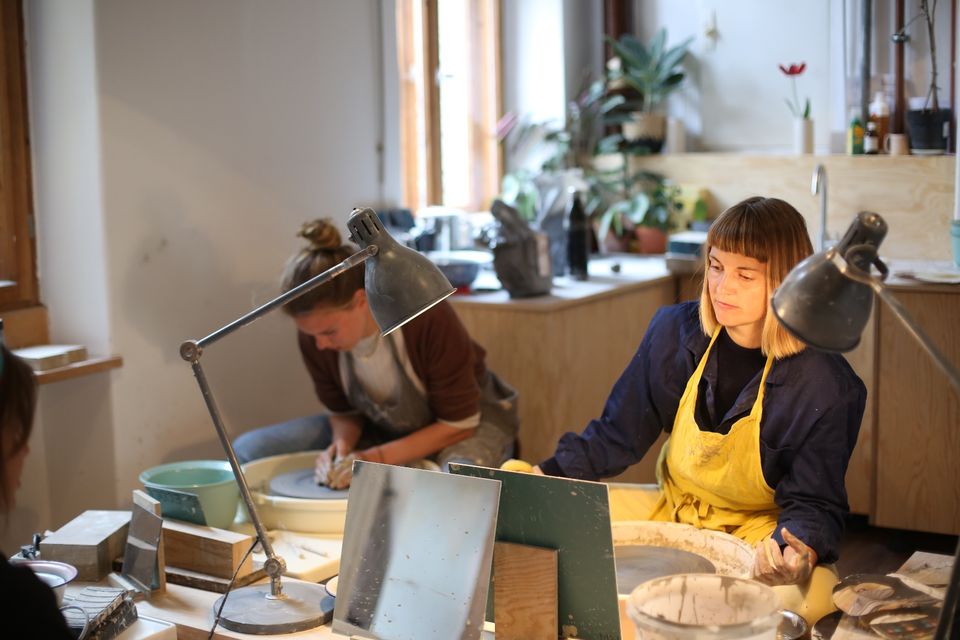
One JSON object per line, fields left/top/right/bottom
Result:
{"left": 884, "top": 133, "right": 910, "bottom": 155}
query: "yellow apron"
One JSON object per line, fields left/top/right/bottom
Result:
{"left": 635, "top": 327, "right": 838, "bottom": 624}
{"left": 648, "top": 328, "right": 779, "bottom": 544}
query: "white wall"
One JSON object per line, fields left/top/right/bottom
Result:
{"left": 635, "top": 0, "right": 955, "bottom": 153}
{"left": 7, "top": 0, "right": 400, "bottom": 551}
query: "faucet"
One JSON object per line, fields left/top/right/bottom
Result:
{"left": 811, "top": 164, "right": 828, "bottom": 251}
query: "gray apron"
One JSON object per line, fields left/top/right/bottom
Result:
{"left": 342, "top": 333, "right": 518, "bottom": 468}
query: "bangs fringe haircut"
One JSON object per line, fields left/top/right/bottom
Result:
{"left": 699, "top": 196, "right": 813, "bottom": 359}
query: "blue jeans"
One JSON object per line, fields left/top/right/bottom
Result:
{"left": 232, "top": 413, "right": 514, "bottom": 469}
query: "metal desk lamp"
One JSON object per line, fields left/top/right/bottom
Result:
{"left": 179, "top": 207, "right": 454, "bottom": 634}
{"left": 772, "top": 211, "right": 959, "bottom": 640}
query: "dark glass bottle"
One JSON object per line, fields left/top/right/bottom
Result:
{"left": 566, "top": 189, "right": 589, "bottom": 280}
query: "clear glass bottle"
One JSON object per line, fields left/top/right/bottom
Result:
{"left": 566, "top": 189, "right": 589, "bottom": 281}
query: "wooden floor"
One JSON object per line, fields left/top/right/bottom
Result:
{"left": 836, "top": 514, "right": 958, "bottom": 577}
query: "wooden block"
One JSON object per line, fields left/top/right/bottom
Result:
{"left": 39, "top": 510, "right": 131, "bottom": 581}
{"left": 164, "top": 564, "right": 267, "bottom": 593}
{"left": 161, "top": 519, "right": 254, "bottom": 579}
{"left": 493, "top": 541, "right": 557, "bottom": 640}
{"left": 12, "top": 344, "right": 87, "bottom": 371}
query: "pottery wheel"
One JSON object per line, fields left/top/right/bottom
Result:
{"left": 614, "top": 545, "right": 716, "bottom": 594}
{"left": 269, "top": 468, "right": 349, "bottom": 499}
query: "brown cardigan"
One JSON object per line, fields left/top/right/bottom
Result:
{"left": 298, "top": 301, "right": 487, "bottom": 423}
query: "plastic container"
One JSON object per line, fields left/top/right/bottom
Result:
{"left": 139, "top": 460, "right": 240, "bottom": 529}
{"left": 627, "top": 573, "right": 781, "bottom": 639}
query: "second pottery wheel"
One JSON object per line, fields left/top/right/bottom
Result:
{"left": 615, "top": 544, "right": 716, "bottom": 594}
{"left": 269, "top": 469, "right": 350, "bottom": 500}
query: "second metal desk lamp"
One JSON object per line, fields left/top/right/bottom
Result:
{"left": 772, "top": 211, "right": 959, "bottom": 640}
{"left": 178, "top": 207, "right": 454, "bottom": 634}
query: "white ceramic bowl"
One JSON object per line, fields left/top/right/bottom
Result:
{"left": 15, "top": 559, "right": 78, "bottom": 605}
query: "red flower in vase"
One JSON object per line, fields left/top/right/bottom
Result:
{"left": 779, "top": 63, "right": 806, "bottom": 76}
{"left": 779, "top": 62, "right": 810, "bottom": 119}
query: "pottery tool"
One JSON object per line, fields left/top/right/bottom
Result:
{"left": 450, "top": 463, "right": 621, "bottom": 640}
{"left": 143, "top": 485, "right": 207, "bottom": 526}
{"left": 269, "top": 468, "right": 350, "bottom": 499}
{"left": 833, "top": 574, "right": 940, "bottom": 618}
{"left": 120, "top": 490, "right": 165, "bottom": 595}
{"left": 61, "top": 586, "right": 137, "bottom": 639}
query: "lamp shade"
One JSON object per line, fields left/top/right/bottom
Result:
{"left": 772, "top": 212, "right": 888, "bottom": 353}
{"left": 347, "top": 207, "right": 455, "bottom": 335}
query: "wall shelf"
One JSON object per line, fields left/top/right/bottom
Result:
{"left": 34, "top": 355, "right": 123, "bottom": 385}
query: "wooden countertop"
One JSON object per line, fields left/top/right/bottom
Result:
{"left": 449, "top": 255, "right": 675, "bottom": 311}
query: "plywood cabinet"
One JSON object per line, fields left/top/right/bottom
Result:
{"left": 873, "top": 287, "right": 960, "bottom": 535}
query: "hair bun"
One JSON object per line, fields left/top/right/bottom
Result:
{"left": 298, "top": 219, "right": 342, "bottom": 251}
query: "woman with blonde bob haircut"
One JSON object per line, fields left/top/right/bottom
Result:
{"left": 534, "top": 196, "right": 866, "bottom": 615}
{"left": 699, "top": 196, "right": 812, "bottom": 359}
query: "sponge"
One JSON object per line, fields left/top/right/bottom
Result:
{"left": 500, "top": 459, "right": 534, "bottom": 473}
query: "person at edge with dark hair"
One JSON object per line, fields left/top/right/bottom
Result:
{"left": 233, "top": 219, "right": 519, "bottom": 489}
{"left": 0, "top": 341, "right": 74, "bottom": 637}
{"left": 524, "top": 197, "right": 866, "bottom": 622}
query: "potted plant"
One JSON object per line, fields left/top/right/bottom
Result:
{"left": 904, "top": 0, "right": 951, "bottom": 153}
{"left": 594, "top": 171, "right": 681, "bottom": 254}
{"left": 607, "top": 29, "right": 693, "bottom": 153}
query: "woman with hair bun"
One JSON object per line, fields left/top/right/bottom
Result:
{"left": 234, "top": 219, "right": 518, "bottom": 489}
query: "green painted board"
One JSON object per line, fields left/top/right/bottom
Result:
{"left": 449, "top": 464, "right": 620, "bottom": 640}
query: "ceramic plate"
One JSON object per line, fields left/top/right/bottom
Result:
{"left": 912, "top": 271, "right": 960, "bottom": 284}
{"left": 325, "top": 575, "right": 338, "bottom": 598}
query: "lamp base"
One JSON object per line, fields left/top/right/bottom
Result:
{"left": 213, "top": 581, "right": 334, "bottom": 634}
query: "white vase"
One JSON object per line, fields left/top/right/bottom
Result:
{"left": 793, "top": 117, "right": 813, "bottom": 154}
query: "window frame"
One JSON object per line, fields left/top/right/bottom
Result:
{"left": 0, "top": 0, "right": 39, "bottom": 312}
{"left": 397, "top": 0, "right": 502, "bottom": 212}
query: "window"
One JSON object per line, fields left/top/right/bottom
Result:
{"left": 396, "top": 0, "right": 502, "bottom": 212}
{"left": 0, "top": 0, "right": 38, "bottom": 311}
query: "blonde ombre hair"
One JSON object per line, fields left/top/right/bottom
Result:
{"left": 698, "top": 196, "right": 813, "bottom": 359}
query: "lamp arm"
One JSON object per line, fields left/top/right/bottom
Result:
{"left": 190, "top": 359, "right": 287, "bottom": 596}
{"left": 186, "top": 244, "right": 377, "bottom": 355}
{"left": 177, "top": 243, "right": 378, "bottom": 599}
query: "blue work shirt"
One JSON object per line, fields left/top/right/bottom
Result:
{"left": 540, "top": 301, "right": 866, "bottom": 564}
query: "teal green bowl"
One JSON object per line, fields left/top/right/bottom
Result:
{"left": 139, "top": 460, "right": 240, "bottom": 529}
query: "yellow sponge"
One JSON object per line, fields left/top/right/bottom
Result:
{"left": 499, "top": 459, "right": 534, "bottom": 473}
